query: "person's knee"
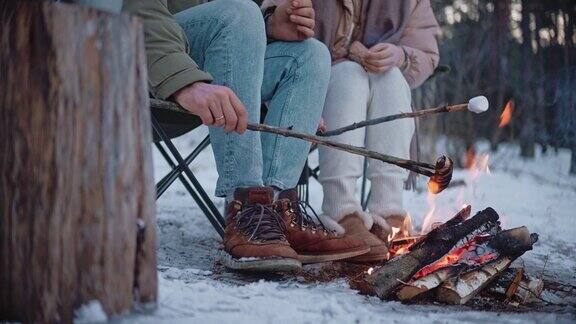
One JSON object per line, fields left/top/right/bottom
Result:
{"left": 331, "top": 60, "right": 367, "bottom": 81}
{"left": 295, "top": 39, "right": 331, "bottom": 82}
{"left": 226, "top": 0, "right": 263, "bottom": 24}
{"left": 379, "top": 67, "right": 410, "bottom": 89}
{"left": 210, "top": 0, "right": 266, "bottom": 42}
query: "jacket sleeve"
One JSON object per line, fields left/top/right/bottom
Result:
{"left": 123, "top": 0, "right": 213, "bottom": 99}
{"left": 398, "top": 0, "right": 440, "bottom": 89}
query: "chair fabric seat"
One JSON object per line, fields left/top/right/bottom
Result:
{"left": 151, "top": 106, "right": 203, "bottom": 142}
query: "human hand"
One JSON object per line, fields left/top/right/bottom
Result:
{"left": 363, "top": 43, "right": 404, "bottom": 74}
{"left": 173, "top": 82, "right": 248, "bottom": 134}
{"left": 348, "top": 41, "right": 369, "bottom": 65}
{"left": 317, "top": 117, "right": 327, "bottom": 133}
{"left": 267, "top": 0, "right": 315, "bottom": 41}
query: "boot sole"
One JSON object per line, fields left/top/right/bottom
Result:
{"left": 348, "top": 252, "right": 390, "bottom": 263}
{"left": 298, "top": 246, "right": 371, "bottom": 264}
{"left": 222, "top": 254, "right": 302, "bottom": 273}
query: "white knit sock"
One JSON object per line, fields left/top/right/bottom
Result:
{"left": 321, "top": 177, "right": 362, "bottom": 222}
{"left": 367, "top": 175, "right": 407, "bottom": 218}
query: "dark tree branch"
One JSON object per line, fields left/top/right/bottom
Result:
{"left": 149, "top": 99, "right": 439, "bottom": 177}
{"left": 320, "top": 103, "right": 468, "bottom": 137}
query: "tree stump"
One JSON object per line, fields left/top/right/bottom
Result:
{"left": 0, "top": 2, "right": 157, "bottom": 322}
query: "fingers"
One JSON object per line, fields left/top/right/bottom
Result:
{"left": 363, "top": 59, "right": 395, "bottom": 73}
{"left": 369, "top": 43, "right": 389, "bottom": 52}
{"left": 365, "top": 48, "right": 393, "bottom": 61}
{"left": 208, "top": 100, "right": 225, "bottom": 128}
{"left": 287, "top": 7, "right": 314, "bottom": 18}
{"left": 227, "top": 91, "right": 248, "bottom": 134}
{"left": 291, "top": 0, "right": 312, "bottom": 9}
{"left": 289, "top": 14, "right": 315, "bottom": 30}
{"left": 221, "top": 97, "right": 238, "bottom": 133}
{"left": 296, "top": 25, "right": 315, "bottom": 38}
{"left": 199, "top": 107, "right": 214, "bottom": 126}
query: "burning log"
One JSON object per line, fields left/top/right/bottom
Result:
{"left": 435, "top": 227, "right": 538, "bottom": 305}
{"left": 436, "top": 257, "right": 513, "bottom": 304}
{"left": 397, "top": 227, "right": 538, "bottom": 302}
{"left": 397, "top": 265, "right": 466, "bottom": 301}
{"left": 490, "top": 268, "right": 544, "bottom": 303}
{"left": 365, "top": 206, "right": 499, "bottom": 299}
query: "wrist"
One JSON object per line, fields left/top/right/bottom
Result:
{"left": 397, "top": 46, "right": 408, "bottom": 70}
{"left": 173, "top": 82, "right": 201, "bottom": 104}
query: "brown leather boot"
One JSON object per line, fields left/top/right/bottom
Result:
{"left": 339, "top": 213, "right": 390, "bottom": 263}
{"left": 371, "top": 214, "right": 413, "bottom": 243}
{"left": 275, "top": 189, "right": 369, "bottom": 264}
{"left": 222, "top": 187, "right": 301, "bottom": 272}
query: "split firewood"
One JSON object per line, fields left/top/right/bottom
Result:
{"left": 435, "top": 227, "right": 538, "bottom": 305}
{"left": 396, "top": 223, "right": 528, "bottom": 301}
{"left": 397, "top": 265, "right": 466, "bottom": 301}
{"left": 490, "top": 268, "right": 544, "bottom": 303}
{"left": 436, "top": 257, "right": 513, "bottom": 305}
{"left": 364, "top": 207, "right": 500, "bottom": 299}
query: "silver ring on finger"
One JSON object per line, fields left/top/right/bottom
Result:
{"left": 215, "top": 115, "right": 225, "bottom": 121}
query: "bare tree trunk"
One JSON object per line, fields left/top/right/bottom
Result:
{"left": 0, "top": 2, "right": 157, "bottom": 322}
{"left": 519, "top": 0, "right": 536, "bottom": 158}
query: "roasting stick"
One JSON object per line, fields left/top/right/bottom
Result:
{"left": 150, "top": 98, "right": 454, "bottom": 193}
{"left": 321, "top": 96, "right": 490, "bottom": 137}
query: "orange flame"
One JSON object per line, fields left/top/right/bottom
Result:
{"left": 464, "top": 148, "right": 476, "bottom": 169}
{"left": 498, "top": 100, "right": 514, "bottom": 128}
{"left": 420, "top": 195, "right": 437, "bottom": 235}
{"left": 427, "top": 180, "right": 441, "bottom": 194}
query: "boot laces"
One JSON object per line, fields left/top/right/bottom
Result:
{"left": 236, "top": 203, "right": 287, "bottom": 241}
{"left": 290, "top": 200, "right": 331, "bottom": 233}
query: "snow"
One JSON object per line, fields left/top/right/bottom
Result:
{"left": 74, "top": 300, "right": 107, "bottom": 323}
{"left": 122, "top": 130, "right": 576, "bottom": 324}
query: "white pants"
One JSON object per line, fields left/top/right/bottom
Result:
{"left": 319, "top": 61, "right": 414, "bottom": 231}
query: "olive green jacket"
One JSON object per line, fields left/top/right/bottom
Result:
{"left": 122, "top": 0, "right": 214, "bottom": 99}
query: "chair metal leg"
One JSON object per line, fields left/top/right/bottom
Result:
{"left": 155, "top": 135, "right": 210, "bottom": 198}
{"left": 152, "top": 117, "right": 225, "bottom": 237}
{"left": 360, "top": 158, "right": 369, "bottom": 211}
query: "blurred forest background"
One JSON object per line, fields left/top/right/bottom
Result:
{"left": 415, "top": 0, "right": 575, "bottom": 173}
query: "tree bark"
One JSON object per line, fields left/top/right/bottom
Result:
{"left": 0, "top": 2, "right": 157, "bottom": 322}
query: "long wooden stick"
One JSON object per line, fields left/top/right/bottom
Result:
{"left": 321, "top": 103, "right": 468, "bottom": 137}
{"left": 150, "top": 98, "right": 436, "bottom": 176}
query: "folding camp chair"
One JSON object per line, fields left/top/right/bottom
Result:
{"left": 151, "top": 103, "right": 226, "bottom": 238}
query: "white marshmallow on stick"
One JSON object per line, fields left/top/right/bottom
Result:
{"left": 468, "top": 96, "right": 490, "bottom": 114}
{"left": 320, "top": 96, "right": 491, "bottom": 137}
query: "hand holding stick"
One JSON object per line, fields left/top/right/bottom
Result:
{"left": 150, "top": 99, "right": 455, "bottom": 194}
{"left": 320, "top": 96, "right": 489, "bottom": 137}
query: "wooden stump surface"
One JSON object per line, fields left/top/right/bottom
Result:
{"left": 0, "top": 2, "right": 157, "bottom": 322}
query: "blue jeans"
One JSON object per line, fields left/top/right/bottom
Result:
{"left": 175, "top": 0, "right": 330, "bottom": 198}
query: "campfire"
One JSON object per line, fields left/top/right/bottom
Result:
{"left": 354, "top": 206, "right": 541, "bottom": 305}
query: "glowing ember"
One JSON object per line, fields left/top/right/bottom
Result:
{"left": 413, "top": 236, "right": 499, "bottom": 279}
{"left": 389, "top": 236, "right": 420, "bottom": 257}
{"left": 498, "top": 100, "right": 514, "bottom": 128}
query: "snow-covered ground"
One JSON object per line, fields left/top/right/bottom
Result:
{"left": 119, "top": 129, "right": 576, "bottom": 324}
